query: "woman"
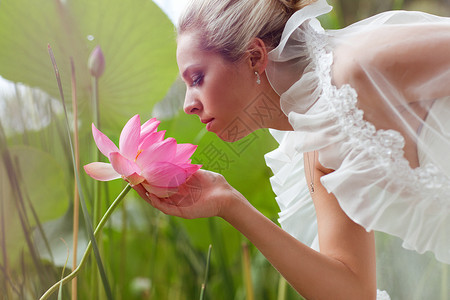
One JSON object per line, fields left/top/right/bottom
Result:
{"left": 135, "top": 0, "right": 450, "bottom": 299}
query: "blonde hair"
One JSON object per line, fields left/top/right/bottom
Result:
{"left": 178, "top": 0, "right": 317, "bottom": 62}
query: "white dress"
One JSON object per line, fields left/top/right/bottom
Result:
{"left": 264, "top": 1, "right": 450, "bottom": 299}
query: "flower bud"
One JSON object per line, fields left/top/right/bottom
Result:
{"left": 88, "top": 46, "right": 105, "bottom": 78}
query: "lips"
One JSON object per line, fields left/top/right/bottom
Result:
{"left": 201, "top": 118, "right": 214, "bottom": 131}
{"left": 201, "top": 118, "right": 214, "bottom": 124}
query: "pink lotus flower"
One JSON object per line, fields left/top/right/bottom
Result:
{"left": 84, "top": 115, "right": 201, "bottom": 197}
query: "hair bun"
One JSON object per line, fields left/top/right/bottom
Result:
{"left": 278, "top": 0, "right": 316, "bottom": 14}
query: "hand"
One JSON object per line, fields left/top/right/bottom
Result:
{"left": 132, "top": 169, "right": 241, "bottom": 219}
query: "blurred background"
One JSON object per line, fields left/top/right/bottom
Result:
{"left": 0, "top": 0, "right": 448, "bottom": 299}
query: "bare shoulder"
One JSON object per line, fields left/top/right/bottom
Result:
{"left": 331, "top": 24, "right": 450, "bottom": 100}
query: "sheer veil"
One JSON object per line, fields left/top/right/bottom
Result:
{"left": 264, "top": 0, "right": 450, "bottom": 298}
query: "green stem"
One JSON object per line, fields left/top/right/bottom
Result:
{"left": 199, "top": 245, "right": 212, "bottom": 300}
{"left": 48, "top": 45, "right": 112, "bottom": 299}
{"left": 91, "top": 75, "right": 102, "bottom": 299}
{"left": 242, "top": 242, "right": 254, "bottom": 300}
{"left": 70, "top": 57, "right": 80, "bottom": 300}
{"left": 39, "top": 184, "right": 132, "bottom": 300}
{"left": 277, "top": 276, "right": 287, "bottom": 300}
{"left": 118, "top": 200, "right": 127, "bottom": 300}
{"left": 92, "top": 76, "right": 101, "bottom": 228}
{"left": 207, "top": 219, "right": 234, "bottom": 298}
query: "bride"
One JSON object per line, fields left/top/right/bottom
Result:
{"left": 134, "top": 0, "right": 450, "bottom": 299}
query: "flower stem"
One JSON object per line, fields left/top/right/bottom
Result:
{"left": 91, "top": 75, "right": 102, "bottom": 300}
{"left": 39, "top": 184, "right": 132, "bottom": 300}
{"left": 70, "top": 57, "right": 80, "bottom": 300}
{"left": 48, "top": 44, "right": 111, "bottom": 299}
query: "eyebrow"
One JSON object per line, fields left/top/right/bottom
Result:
{"left": 181, "top": 64, "right": 201, "bottom": 79}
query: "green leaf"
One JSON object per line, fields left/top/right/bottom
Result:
{"left": 34, "top": 206, "right": 89, "bottom": 268}
{"left": 0, "top": 0, "right": 178, "bottom": 132}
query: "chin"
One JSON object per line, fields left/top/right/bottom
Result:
{"left": 212, "top": 117, "right": 257, "bottom": 142}
{"left": 216, "top": 128, "right": 252, "bottom": 143}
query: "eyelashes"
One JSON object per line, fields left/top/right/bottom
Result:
{"left": 191, "top": 73, "right": 204, "bottom": 87}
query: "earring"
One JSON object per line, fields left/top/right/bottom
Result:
{"left": 255, "top": 71, "right": 261, "bottom": 85}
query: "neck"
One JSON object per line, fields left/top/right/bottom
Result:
{"left": 254, "top": 79, "right": 293, "bottom": 131}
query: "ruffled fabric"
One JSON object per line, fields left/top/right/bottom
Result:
{"left": 265, "top": 130, "right": 319, "bottom": 250}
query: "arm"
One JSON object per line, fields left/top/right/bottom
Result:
{"left": 140, "top": 165, "right": 377, "bottom": 300}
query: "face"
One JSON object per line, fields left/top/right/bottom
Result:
{"left": 177, "top": 32, "right": 262, "bottom": 142}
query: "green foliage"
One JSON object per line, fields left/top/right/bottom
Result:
{"left": 0, "top": 0, "right": 178, "bottom": 133}
{"left": 0, "top": 146, "right": 69, "bottom": 267}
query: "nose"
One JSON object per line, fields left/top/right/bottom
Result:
{"left": 183, "top": 91, "right": 202, "bottom": 115}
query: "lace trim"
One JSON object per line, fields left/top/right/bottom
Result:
{"left": 303, "top": 26, "right": 450, "bottom": 198}
{"left": 377, "top": 290, "right": 391, "bottom": 300}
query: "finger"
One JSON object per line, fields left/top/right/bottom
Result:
{"left": 166, "top": 186, "right": 194, "bottom": 206}
{"left": 167, "top": 172, "right": 206, "bottom": 206}
{"left": 147, "top": 193, "right": 188, "bottom": 218}
{"left": 132, "top": 183, "right": 150, "bottom": 200}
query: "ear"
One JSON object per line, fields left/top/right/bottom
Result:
{"left": 246, "top": 38, "right": 269, "bottom": 73}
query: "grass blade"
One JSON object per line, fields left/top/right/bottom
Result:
{"left": 242, "top": 242, "right": 254, "bottom": 300}
{"left": 0, "top": 123, "right": 50, "bottom": 289}
{"left": 47, "top": 44, "right": 113, "bottom": 300}
{"left": 57, "top": 238, "right": 70, "bottom": 300}
{"left": 199, "top": 245, "right": 212, "bottom": 300}
{"left": 207, "top": 219, "right": 235, "bottom": 298}
{"left": 70, "top": 57, "right": 80, "bottom": 300}
{"left": 39, "top": 184, "right": 132, "bottom": 300}
{"left": 277, "top": 276, "right": 287, "bottom": 300}
{"left": 0, "top": 128, "right": 13, "bottom": 299}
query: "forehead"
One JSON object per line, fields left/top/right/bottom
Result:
{"left": 176, "top": 32, "right": 203, "bottom": 63}
{"left": 176, "top": 31, "right": 229, "bottom": 73}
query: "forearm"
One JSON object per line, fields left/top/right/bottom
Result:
{"left": 143, "top": 170, "right": 376, "bottom": 299}
{"left": 221, "top": 192, "right": 376, "bottom": 300}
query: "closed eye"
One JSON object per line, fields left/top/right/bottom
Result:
{"left": 191, "top": 73, "right": 204, "bottom": 87}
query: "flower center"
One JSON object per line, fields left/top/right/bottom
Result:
{"left": 135, "top": 149, "right": 143, "bottom": 161}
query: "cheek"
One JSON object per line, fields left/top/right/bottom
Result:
{"left": 224, "top": 74, "right": 253, "bottom": 104}
{"left": 206, "top": 68, "right": 254, "bottom": 113}
{"left": 204, "top": 81, "right": 236, "bottom": 111}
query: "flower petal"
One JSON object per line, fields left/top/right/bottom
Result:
{"left": 139, "top": 130, "right": 166, "bottom": 150}
{"left": 126, "top": 172, "right": 146, "bottom": 185}
{"left": 136, "top": 138, "right": 177, "bottom": 168}
{"left": 92, "top": 123, "right": 119, "bottom": 158}
{"left": 142, "top": 162, "right": 188, "bottom": 188}
{"left": 84, "top": 162, "right": 121, "bottom": 181}
{"left": 119, "top": 114, "right": 141, "bottom": 161}
{"left": 110, "top": 152, "right": 141, "bottom": 177}
{"left": 140, "top": 118, "right": 160, "bottom": 141}
{"left": 142, "top": 183, "right": 178, "bottom": 198}
{"left": 173, "top": 144, "right": 198, "bottom": 164}
{"left": 179, "top": 163, "right": 202, "bottom": 176}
